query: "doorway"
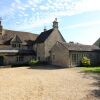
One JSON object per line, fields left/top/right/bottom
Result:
{"left": 0, "top": 56, "right": 4, "bottom": 66}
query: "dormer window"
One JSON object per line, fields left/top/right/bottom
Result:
{"left": 12, "top": 44, "right": 16, "bottom": 47}
{"left": 11, "top": 35, "right": 22, "bottom": 48}
{"left": 12, "top": 43, "right": 21, "bottom": 48}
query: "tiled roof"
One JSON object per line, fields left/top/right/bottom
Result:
{"left": 93, "top": 38, "right": 100, "bottom": 45}
{"left": 0, "top": 29, "right": 38, "bottom": 45}
{"left": 35, "top": 29, "right": 53, "bottom": 43}
{"left": 58, "top": 42, "right": 100, "bottom": 51}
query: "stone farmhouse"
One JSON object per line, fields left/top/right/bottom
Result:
{"left": 0, "top": 18, "right": 100, "bottom": 67}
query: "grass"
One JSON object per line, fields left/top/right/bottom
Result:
{"left": 81, "top": 67, "right": 100, "bottom": 73}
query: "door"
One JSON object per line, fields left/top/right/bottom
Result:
{"left": 0, "top": 56, "right": 4, "bottom": 66}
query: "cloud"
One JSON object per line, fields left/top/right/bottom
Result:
{"left": 66, "top": 20, "right": 100, "bottom": 29}
{"left": 12, "top": 16, "right": 55, "bottom": 31}
{"left": 40, "top": 5, "right": 49, "bottom": 11}
{"left": 15, "top": 0, "right": 21, "bottom": 4}
{"left": 1, "top": 0, "right": 100, "bottom": 17}
{"left": 70, "top": 0, "right": 100, "bottom": 15}
{"left": 1, "top": 0, "right": 100, "bottom": 31}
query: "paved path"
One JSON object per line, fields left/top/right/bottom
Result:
{"left": 0, "top": 67, "right": 99, "bottom": 100}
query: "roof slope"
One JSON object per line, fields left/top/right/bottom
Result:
{"left": 58, "top": 42, "right": 100, "bottom": 51}
{"left": 35, "top": 29, "right": 53, "bottom": 43}
{"left": 0, "top": 29, "right": 38, "bottom": 45}
{"left": 93, "top": 38, "right": 100, "bottom": 46}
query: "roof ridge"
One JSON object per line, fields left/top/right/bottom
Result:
{"left": 58, "top": 42, "right": 100, "bottom": 51}
{"left": 41, "top": 28, "right": 53, "bottom": 33}
{"left": 4, "top": 29, "right": 38, "bottom": 35}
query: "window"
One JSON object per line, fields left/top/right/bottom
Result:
{"left": 17, "top": 56, "right": 24, "bottom": 62}
{"left": 72, "top": 54, "right": 76, "bottom": 62}
{"left": 12, "top": 43, "right": 21, "bottom": 48}
{"left": 72, "top": 54, "right": 80, "bottom": 66}
{"left": 12, "top": 44, "right": 16, "bottom": 47}
{"left": 72, "top": 53, "right": 89, "bottom": 66}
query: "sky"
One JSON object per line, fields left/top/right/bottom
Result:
{"left": 0, "top": 0, "right": 100, "bottom": 45}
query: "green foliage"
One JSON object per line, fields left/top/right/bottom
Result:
{"left": 81, "top": 67, "right": 100, "bottom": 73}
{"left": 29, "top": 59, "right": 39, "bottom": 65}
{"left": 81, "top": 56, "right": 91, "bottom": 67}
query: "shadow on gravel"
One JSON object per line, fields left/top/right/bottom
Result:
{"left": 27, "top": 65, "right": 67, "bottom": 70}
{"left": 80, "top": 71, "right": 100, "bottom": 99}
{"left": 90, "top": 74, "right": 100, "bottom": 99}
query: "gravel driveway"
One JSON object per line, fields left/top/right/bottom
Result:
{"left": 0, "top": 66, "right": 99, "bottom": 100}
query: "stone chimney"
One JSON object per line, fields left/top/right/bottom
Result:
{"left": 53, "top": 18, "right": 58, "bottom": 29}
{"left": 0, "top": 18, "right": 3, "bottom": 35}
{"left": 44, "top": 26, "right": 47, "bottom": 32}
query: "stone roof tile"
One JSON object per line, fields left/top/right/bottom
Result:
{"left": 0, "top": 29, "right": 38, "bottom": 45}
{"left": 35, "top": 29, "right": 53, "bottom": 43}
{"left": 58, "top": 42, "right": 100, "bottom": 51}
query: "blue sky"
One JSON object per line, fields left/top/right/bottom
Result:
{"left": 0, "top": 0, "right": 100, "bottom": 45}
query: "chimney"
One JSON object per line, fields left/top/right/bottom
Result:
{"left": 44, "top": 26, "right": 47, "bottom": 32}
{"left": 0, "top": 17, "right": 3, "bottom": 35}
{"left": 53, "top": 18, "right": 58, "bottom": 29}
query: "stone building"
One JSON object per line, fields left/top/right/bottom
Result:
{"left": 35, "top": 18, "right": 65, "bottom": 62}
{"left": 0, "top": 20, "right": 38, "bottom": 66}
{"left": 0, "top": 18, "right": 100, "bottom": 67}
{"left": 50, "top": 42, "right": 100, "bottom": 67}
{"left": 34, "top": 18, "right": 100, "bottom": 67}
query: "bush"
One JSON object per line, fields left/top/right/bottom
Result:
{"left": 29, "top": 59, "right": 39, "bottom": 66}
{"left": 81, "top": 56, "right": 91, "bottom": 67}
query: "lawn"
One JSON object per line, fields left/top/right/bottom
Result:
{"left": 81, "top": 67, "right": 100, "bottom": 73}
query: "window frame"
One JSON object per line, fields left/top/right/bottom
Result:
{"left": 12, "top": 43, "right": 21, "bottom": 48}
{"left": 16, "top": 56, "right": 24, "bottom": 62}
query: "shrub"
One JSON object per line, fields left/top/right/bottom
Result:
{"left": 29, "top": 59, "right": 39, "bottom": 66}
{"left": 81, "top": 56, "right": 91, "bottom": 67}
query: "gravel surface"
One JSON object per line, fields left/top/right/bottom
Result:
{"left": 0, "top": 67, "right": 99, "bottom": 100}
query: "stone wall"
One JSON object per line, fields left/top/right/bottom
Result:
{"left": 4, "top": 55, "right": 33, "bottom": 65}
{"left": 36, "top": 28, "right": 65, "bottom": 62}
{"left": 44, "top": 28, "right": 65, "bottom": 61}
{"left": 36, "top": 43, "right": 45, "bottom": 61}
{"left": 50, "top": 42, "right": 99, "bottom": 67}
{"left": 50, "top": 42, "right": 70, "bottom": 67}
